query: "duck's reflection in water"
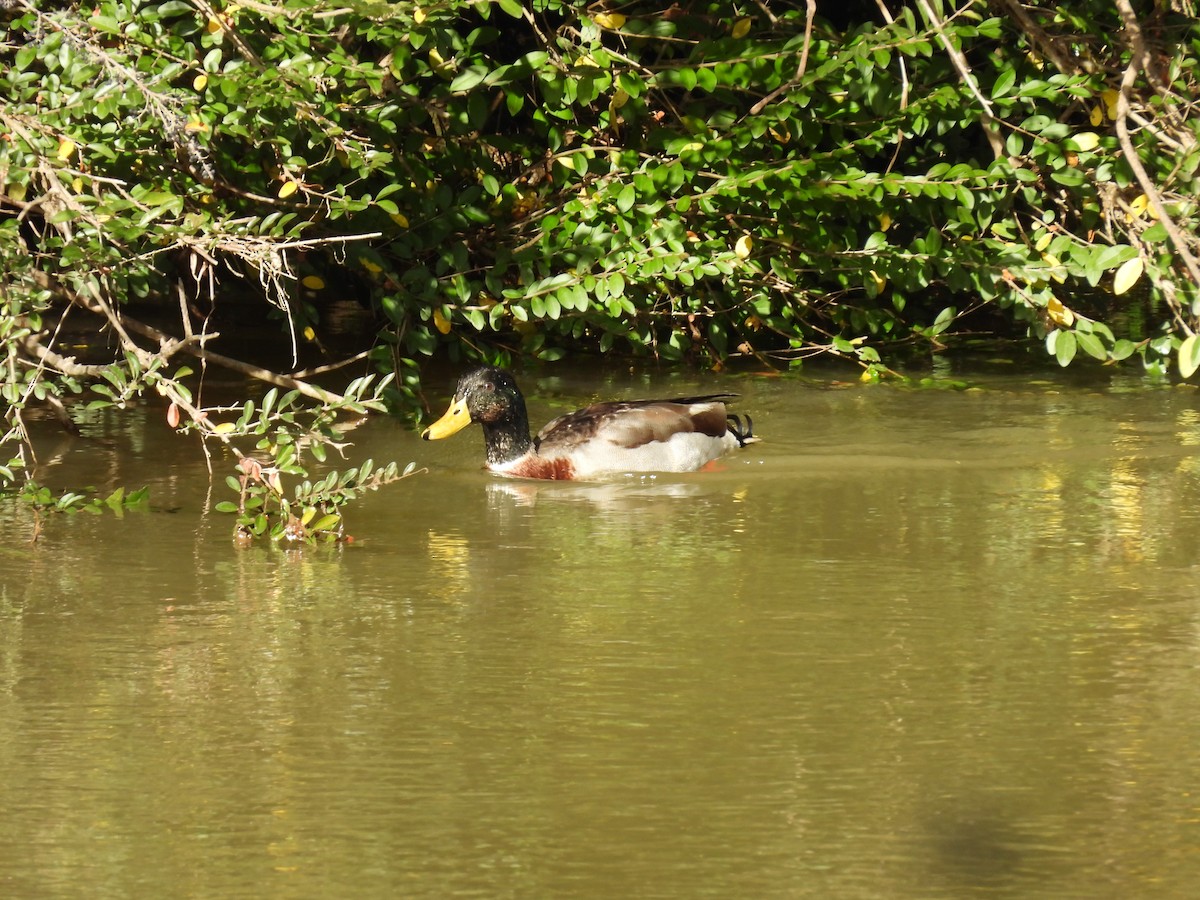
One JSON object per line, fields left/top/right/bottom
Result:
{"left": 485, "top": 476, "right": 704, "bottom": 511}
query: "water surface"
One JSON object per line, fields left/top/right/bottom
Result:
{"left": 3, "top": 366, "right": 1200, "bottom": 898}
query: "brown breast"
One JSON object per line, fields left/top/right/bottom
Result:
{"left": 501, "top": 455, "right": 577, "bottom": 480}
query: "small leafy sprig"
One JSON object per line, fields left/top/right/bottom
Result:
{"left": 19, "top": 482, "right": 150, "bottom": 515}
{"left": 200, "top": 375, "right": 423, "bottom": 544}
{"left": 219, "top": 454, "right": 421, "bottom": 545}
{"left": 11, "top": 479, "right": 150, "bottom": 543}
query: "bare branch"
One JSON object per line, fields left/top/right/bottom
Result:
{"left": 29, "top": 271, "right": 349, "bottom": 405}
{"left": 748, "top": 0, "right": 816, "bottom": 117}
{"left": 987, "top": 0, "right": 1086, "bottom": 76}
{"left": 916, "top": 0, "right": 1004, "bottom": 159}
{"left": 1112, "top": 0, "right": 1200, "bottom": 317}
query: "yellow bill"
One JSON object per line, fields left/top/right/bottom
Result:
{"left": 422, "top": 397, "right": 472, "bottom": 440}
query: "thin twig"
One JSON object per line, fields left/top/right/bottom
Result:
{"left": 987, "top": 0, "right": 1084, "bottom": 75}
{"left": 874, "top": 0, "right": 909, "bottom": 175}
{"left": 291, "top": 350, "right": 373, "bottom": 379}
{"left": 748, "top": 0, "right": 816, "bottom": 117}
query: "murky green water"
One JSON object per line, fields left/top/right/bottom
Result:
{"left": 3, "top": 366, "right": 1200, "bottom": 898}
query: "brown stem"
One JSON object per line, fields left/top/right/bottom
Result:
{"left": 748, "top": 0, "right": 816, "bottom": 117}
{"left": 1112, "top": 0, "right": 1200, "bottom": 321}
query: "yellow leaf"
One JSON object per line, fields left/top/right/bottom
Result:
{"left": 185, "top": 112, "right": 209, "bottom": 133}
{"left": 1129, "top": 193, "right": 1149, "bottom": 219}
{"left": 193, "top": 73, "right": 208, "bottom": 91}
{"left": 362, "top": 259, "right": 383, "bottom": 274}
{"left": 390, "top": 212, "right": 410, "bottom": 228}
{"left": 594, "top": 12, "right": 626, "bottom": 29}
{"left": 734, "top": 234, "right": 753, "bottom": 259}
{"left": 610, "top": 87, "right": 630, "bottom": 111}
{"left": 1089, "top": 104, "right": 1103, "bottom": 127}
{"left": 1102, "top": 89, "right": 1120, "bottom": 120}
{"left": 56, "top": 138, "right": 76, "bottom": 161}
{"left": 72, "top": 177, "right": 84, "bottom": 193}
{"left": 433, "top": 308, "right": 452, "bottom": 334}
{"left": 214, "top": 422, "right": 237, "bottom": 434}
{"left": 878, "top": 212, "right": 892, "bottom": 232}
{"left": 427, "top": 48, "right": 449, "bottom": 74}
{"left": 731, "top": 17, "right": 752, "bottom": 39}
{"left": 277, "top": 180, "right": 298, "bottom": 199}
{"left": 301, "top": 275, "right": 325, "bottom": 290}
{"left": 1071, "top": 131, "right": 1100, "bottom": 152}
{"left": 303, "top": 326, "right": 316, "bottom": 341}
{"left": 1034, "top": 231, "right": 1052, "bottom": 252}
{"left": 1179, "top": 334, "right": 1200, "bottom": 380}
{"left": 1112, "top": 257, "right": 1143, "bottom": 295}
{"left": 206, "top": 16, "right": 222, "bottom": 34}
{"left": 1041, "top": 253, "right": 1066, "bottom": 283}
{"left": 413, "top": 6, "right": 426, "bottom": 24}
{"left": 1046, "top": 296, "right": 1074, "bottom": 327}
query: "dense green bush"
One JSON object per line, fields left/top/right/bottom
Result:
{"left": 3, "top": 0, "right": 1199, "bottom": 515}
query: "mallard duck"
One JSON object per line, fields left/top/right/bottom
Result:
{"left": 422, "top": 366, "right": 757, "bottom": 480}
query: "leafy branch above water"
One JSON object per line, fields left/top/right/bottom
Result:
{"left": 4, "top": 0, "right": 1200, "bottom": 521}
{"left": 170, "top": 376, "right": 421, "bottom": 545}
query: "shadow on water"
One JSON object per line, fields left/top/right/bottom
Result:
{"left": 917, "top": 798, "right": 1068, "bottom": 897}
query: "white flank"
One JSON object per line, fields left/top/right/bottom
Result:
{"left": 567, "top": 430, "right": 740, "bottom": 478}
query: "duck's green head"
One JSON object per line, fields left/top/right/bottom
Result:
{"left": 422, "top": 367, "right": 527, "bottom": 441}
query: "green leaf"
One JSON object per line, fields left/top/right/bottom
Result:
{"left": 309, "top": 514, "right": 341, "bottom": 533}
{"left": 616, "top": 183, "right": 636, "bottom": 212}
{"left": 1142, "top": 222, "right": 1169, "bottom": 243}
{"left": 450, "top": 66, "right": 489, "bottom": 93}
{"left": 991, "top": 69, "right": 1016, "bottom": 99}
{"left": 1110, "top": 340, "right": 1137, "bottom": 362}
{"left": 930, "top": 306, "right": 955, "bottom": 336}
{"left": 1049, "top": 168, "right": 1086, "bottom": 187}
{"left": 1055, "top": 331, "right": 1077, "bottom": 367}
{"left": 1076, "top": 331, "right": 1106, "bottom": 361}
{"left": 1093, "top": 244, "right": 1138, "bottom": 271}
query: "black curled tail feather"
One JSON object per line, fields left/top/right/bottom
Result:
{"left": 726, "top": 413, "right": 758, "bottom": 447}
